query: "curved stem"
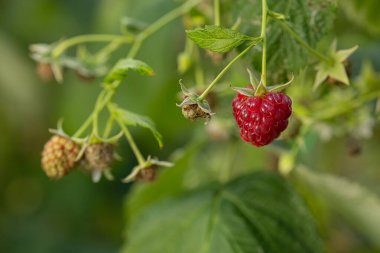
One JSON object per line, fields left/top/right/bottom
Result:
{"left": 116, "top": 117, "right": 145, "bottom": 165}
{"left": 73, "top": 86, "right": 117, "bottom": 138}
{"left": 315, "top": 90, "right": 380, "bottom": 120}
{"left": 95, "top": 39, "right": 125, "bottom": 63}
{"left": 92, "top": 90, "right": 107, "bottom": 137}
{"left": 52, "top": 34, "right": 133, "bottom": 58}
{"left": 127, "top": 0, "right": 201, "bottom": 59}
{"left": 261, "top": 0, "right": 268, "bottom": 87}
{"left": 199, "top": 41, "right": 260, "bottom": 100}
{"left": 103, "top": 115, "right": 115, "bottom": 138}
{"left": 73, "top": 89, "right": 106, "bottom": 138}
{"left": 276, "top": 20, "right": 333, "bottom": 65}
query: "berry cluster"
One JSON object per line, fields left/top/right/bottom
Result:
{"left": 232, "top": 89, "right": 292, "bottom": 147}
{"left": 41, "top": 135, "right": 115, "bottom": 180}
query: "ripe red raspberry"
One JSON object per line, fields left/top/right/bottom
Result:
{"left": 41, "top": 135, "right": 80, "bottom": 179}
{"left": 232, "top": 89, "right": 292, "bottom": 147}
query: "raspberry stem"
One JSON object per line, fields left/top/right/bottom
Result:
{"left": 103, "top": 115, "right": 115, "bottom": 138}
{"left": 214, "top": 0, "right": 221, "bottom": 26}
{"left": 73, "top": 88, "right": 115, "bottom": 138}
{"left": 314, "top": 90, "right": 380, "bottom": 120}
{"left": 127, "top": 0, "right": 202, "bottom": 59}
{"left": 51, "top": 34, "right": 134, "bottom": 59}
{"left": 199, "top": 41, "right": 260, "bottom": 101}
{"left": 73, "top": 1, "right": 200, "bottom": 139}
{"left": 116, "top": 117, "right": 146, "bottom": 165}
{"left": 261, "top": 0, "right": 268, "bottom": 87}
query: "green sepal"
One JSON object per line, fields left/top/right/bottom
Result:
{"left": 254, "top": 80, "right": 267, "bottom": 96}
{"left": 177, "top": 81, "right": 214, "bottom": 116}
{"left": 178, "top": 80, "right": 196, "bottom": 97}
{"left": 267, "top": 74, "right": 295, "bottom": 92}
{"left": 122, "top": 156, "right": 174, "bottom": 183}
{"left": 231, "top": 87, "right": 255, "bottom": 97}
{"left": 90, "top": 131, "right": 124, "bottom": 144}
{"left": 314, "top": 42, "right": 358, "bottom": 89}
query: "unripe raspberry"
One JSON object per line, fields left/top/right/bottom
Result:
{"left": 84, "top": 143, "right": 115, "bottom": 170}
{"left": 136, "top": 166, "right": 157, "bottom": 182}
{"left": 41, "top": 135, "right": 80, "bottom": 179}
{"left": 182, "top": 104, "right": 210, "bottom": 121}
{"left": 232, "top": 89, "right": 292, "bottom": 147}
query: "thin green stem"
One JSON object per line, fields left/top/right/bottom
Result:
{"left": 127, "top": 0, "right": 201, "bottom": 59}
{"left": 103, "top": 115, "right": 115, "bottom": 138}
{"left": 73, "top": 1, "right": 198, "bottom": 139}
{"left": 95, "top": 39, "right": 125, "bottom": 63}
{"left": 73, "top": 113, "right": 93, "bottom": 138}
{"left": 315, "top": 90, "right": 380, "bottom": 120}
{"left": 277, "top": 20, "right": 333, "bottom": 65}
{"left": 199, "top": 41, "right": 259, "bottom": 100}
{"left": 261, "top": 0, "right": 268, "bottom": 87}
{"left": 214, "top": 0, "right": 221, "bottom": 26}
{"left": 73, "top": 89, "right": 106, "bottom": 138}
{"left": 92, "top": 91, "right": 106, "bottom": 136}
{"left": 73, "top": 86, "right": 117, "bottom": 138}
{"left": 52, "top": 34, "right": 133, "bottom": 58}
{"left": 116, "top": 118, "right": 145, "bottom": 165}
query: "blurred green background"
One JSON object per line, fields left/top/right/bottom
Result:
{"left": 0, "top": 0, "right": 380, "bottom": 253}
{"left": 0, "top": 0, "right": 189, "bottom": 252}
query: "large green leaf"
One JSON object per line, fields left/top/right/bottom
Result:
{"left": 231, "top": 0, "right": 336, "bottom": 82}
{"left": 122, "top": 171, "right": 323, "bottom": 253}
{"left": 186, "top": 25, "right": 258, "bottom": 53}
{"left": 294, "top": 166, "right": 380, "bottom": 247}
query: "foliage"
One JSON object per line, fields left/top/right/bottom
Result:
{"left": 122, "top": 171, "right": 323, "bottom": 253}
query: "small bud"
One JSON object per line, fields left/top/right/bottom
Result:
{"left": 136, "top": 166, "right": 157, "bottom": 182}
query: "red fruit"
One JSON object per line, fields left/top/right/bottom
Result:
{"left": 232, "top": 88, "right": 292, "bottom": 147}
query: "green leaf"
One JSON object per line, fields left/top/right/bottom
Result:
{"left": 122, "top": 171, "right": 323, "bottom": 253}
{"left": 105, "top": 58, "right": 154, "bottom": 84}
{"left": 113, "top": 105, "right": 163, "bottom": 148}
{"left": 231, "top": 0, "right": 337, "bottom": 82}
{"left": 186, "top": 25, "right": 254, "bottom": 53}
{"left": 294, "top": 166, "right": 380, "bottom": 247}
